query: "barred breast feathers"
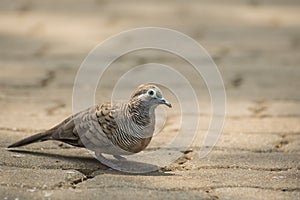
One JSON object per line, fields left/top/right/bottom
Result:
{"left": 95, "top": 101, "right": 155, "bottom": 153}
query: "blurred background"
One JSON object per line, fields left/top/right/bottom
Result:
{"left": 0, "top": 0, "right": 299, "bottom": 144}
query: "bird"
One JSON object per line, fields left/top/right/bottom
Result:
{"left": 8, "top": 84, "right": 172, "bottom": 163}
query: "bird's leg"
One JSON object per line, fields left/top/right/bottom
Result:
{"left": 113, "top": 155, "right": 127, "bottom": 161}
{"left": 95, "top": 152, "right": 112, "bottom": 167}
{"left": 95, "top": 152, "right": 126, "bottom": 170}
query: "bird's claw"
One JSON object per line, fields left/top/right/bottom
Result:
{"left": 113, "top": 155, "right": 127, "bottom": 161}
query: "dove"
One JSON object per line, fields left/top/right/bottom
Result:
{"left": 8, "top": 84, "right": 172, "bottom": 163}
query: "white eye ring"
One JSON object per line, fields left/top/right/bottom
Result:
{"left": 148, "top": 89, "right": 155, "bottom": 96}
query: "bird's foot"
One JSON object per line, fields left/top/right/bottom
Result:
{"left": 95, "top": 152, "right": 127, "bottom": 171}
{"left": 95, "top": 152, "right": 111, "bottom": 167}
{"left": 113, "top": 155, "right": 127, "bottom": 161}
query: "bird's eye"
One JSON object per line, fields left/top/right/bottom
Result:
{"left": 148, "top": 89, "right": 155, "bottom": 96}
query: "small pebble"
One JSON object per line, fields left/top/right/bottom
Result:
{"left": 12, "top": 154, "right": 25, "bottom": 158}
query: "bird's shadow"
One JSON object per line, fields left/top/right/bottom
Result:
{"left": 7, "top": 149, "right": 174, "bottom": 177}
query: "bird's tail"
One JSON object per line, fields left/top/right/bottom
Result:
{"left": 8, "top": 130, "right": 53, "bottom": 148}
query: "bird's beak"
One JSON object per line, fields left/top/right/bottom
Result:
{"left": 159, "top": 98, "right": 172, "bottom": 108}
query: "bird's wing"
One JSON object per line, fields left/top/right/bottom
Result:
{"left": 49, "top": 105, "right": 106, "bottom": 147}
{"left": 51, "top": 104, "right": 128, "bottom": 154}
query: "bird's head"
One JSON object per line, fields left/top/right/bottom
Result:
{"left": 130, "top": 84, "right": 172, "bottom": 108}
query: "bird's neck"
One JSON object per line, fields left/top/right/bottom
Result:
{"left": 128, "top": 98, "right": 156, "bottom": 127}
